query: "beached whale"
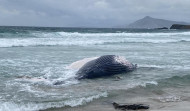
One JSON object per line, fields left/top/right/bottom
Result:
{"left": 76, "top": 55, "right": 137, "bottom": 79}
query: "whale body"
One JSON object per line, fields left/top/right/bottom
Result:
{"left": 76, "top": 55, "right": 137, "bottom": 79}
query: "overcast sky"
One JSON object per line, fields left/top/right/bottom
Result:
{"left": 0, "top": 0, "right": 189, "bottom": 27}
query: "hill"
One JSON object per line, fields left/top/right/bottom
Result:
{"left": 127, "top": 16, "right": 189, "bottom": 29}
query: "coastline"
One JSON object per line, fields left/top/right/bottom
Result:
{"left": 43, "top": 101, "right": 190, "bottom": 111}
{"left": 1, "top": 27, "right": 190, "bottom": 111}
{"left": 42, "top": 85, "right": 190, "bottom": 111}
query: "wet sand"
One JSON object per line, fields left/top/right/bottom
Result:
{"left": 42, "top": 85, "right": 190, "bottom": 111}
{"left": 43, "top": 101, "right": 190, "bottom": 111}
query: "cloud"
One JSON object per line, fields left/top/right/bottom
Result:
{"left": 0, "top": 0, "right": 189, "bottom": 27}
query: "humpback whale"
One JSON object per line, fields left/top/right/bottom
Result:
{"left": 76, "top": 55, "right": 137, "bottom": 79}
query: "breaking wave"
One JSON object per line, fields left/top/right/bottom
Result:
{"left": 0, "top": 31, "right": 190, "bottom": 47}
{"left": 0, "top": 92, "right": 108, "bottom": 111}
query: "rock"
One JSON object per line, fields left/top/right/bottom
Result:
{"left": 112, "top": 102, "right": 149, "bottom": 110}
{"left": 156, "top": 27, "right": 168, "bottom": 29}
{"left": 170, "top": 24, "right": 190, "bottom": 29}
{"left": 113, "top": 76, "right": 122, "bottom": 81}
{"left": 53, "top": 81, "right": 65, "bottom": 85}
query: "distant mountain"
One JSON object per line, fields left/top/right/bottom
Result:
{"left": 127, "top": 16, "right": 189, "bottom": 29}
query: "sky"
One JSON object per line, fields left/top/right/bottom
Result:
{"left": 0, "top": 0, "right": 189, "bottom": 27}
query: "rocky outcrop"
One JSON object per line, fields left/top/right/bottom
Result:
{"left": 112, "top": 102, "right": 149, "bottom": 110}
{"left": 156, "top": 27, "right": 168, "bottom": 29}
{"left": 170, "top": 24, "right": 190, "bottom": 29}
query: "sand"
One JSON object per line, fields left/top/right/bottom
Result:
{"left": 43, "top": 99, "right": 190, "bottom": 111}
{"left": 42, "top": 86, "right": 190, "bottom": 111}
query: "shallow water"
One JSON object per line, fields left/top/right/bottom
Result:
{"left": 0, "top": 26, "right": 190, "bottom": 111}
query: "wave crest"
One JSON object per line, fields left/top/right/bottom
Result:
{"left": 1, "top": 31, "right": 190, "bottom": 48}
{"left": 0, "top": 92, "right": 108, "bottom": 111}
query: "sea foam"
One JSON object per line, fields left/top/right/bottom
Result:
{"left": 0, "top": 31, "right": 190, "bottom": 47}
{"left": 0, "top": 92, "right": 108, "bottom": 111}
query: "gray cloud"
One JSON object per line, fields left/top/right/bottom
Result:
{"left": 0, "top": 0, "right": 190, "bottom": 27}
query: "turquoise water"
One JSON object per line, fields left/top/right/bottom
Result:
{"left": 0, "top": 26, "right": 190, "bottom": 111}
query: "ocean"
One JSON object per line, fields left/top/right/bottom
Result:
{"left": 0, "top": 26, "right": 190, "bottom": 111}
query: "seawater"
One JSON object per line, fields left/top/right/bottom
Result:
{"left": 0, "top": 26, "right": 190, "bottom": 111}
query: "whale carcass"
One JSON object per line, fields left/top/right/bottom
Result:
{"left": 76, "top": 55, "right": 137, "bottom": 79}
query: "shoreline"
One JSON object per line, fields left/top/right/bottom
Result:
{"left": 42, "top": 101, "right": 190, "bottom": 111}
{"left": 42, "top": 86, "right": 190, "bottom": 111}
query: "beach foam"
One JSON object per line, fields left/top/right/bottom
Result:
{"left": 0, "top": 92, "right": 108, "bottom": 111}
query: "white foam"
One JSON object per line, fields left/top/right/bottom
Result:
{"left": 139, "top": 64, "right": 190, "bottom": 70}
{"left": 127, "top": 81, "right": 158, "bottom": 88}
{"left": 13, "top": 65, "right": 79, "bottom": 87}
{"left": 1, "top": 31, "right": 190, "bottom": 47}
{"left": 57, "top": 31, "right": 190, "bottom": 37}
{"left": 0, "top": 92, "right": 108, "bottom": 111}
{"left": 16, "top": 76, "right": 49, "bottom": 82}
{"left": 138, "top": 64, "right": 166, "bottom": 68}
{"left": 114, "top": 56, "right": 131, "bottom": 66}
{"left": 158, "top": 96, "right": 181, "bottom": 102}
{"left": 51, "top": 69, "right": 79, "bottom": 86}
{"left": 64, "top": 92, "right": 108, "bottom": 107}
{"left": 140, "top": 81, "right": 158, "bottom": 87}
{"left": 39, "top": 65, "right": 79, "bottom": 86}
